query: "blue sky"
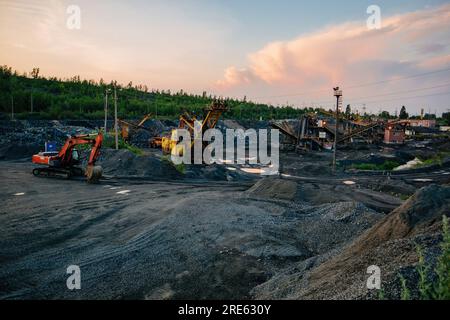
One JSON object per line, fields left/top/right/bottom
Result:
{"left": 217, "top": 0, "right": 448, "bottom": 45}
{"left": 1, "top": 0, "right": 450, "bottom": 115}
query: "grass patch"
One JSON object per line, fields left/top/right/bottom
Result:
{"left": 416, "top": 152, "right": 450, "bottom": 168}
{"left": 161, "top": 154, "right": 186, "bottom": 174}
{"left": 351, "top": 160, "right": 400, "bottom": 171}
{"left": 102, "top": 135, "right": 144, "bottom": 156}
{"left": 398, "top": 215, "right": 450, "bottom": 300}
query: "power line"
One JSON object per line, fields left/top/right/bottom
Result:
{"left": 347, "top": 90, "right": 450, "bottom": 105}
{"left": 312, "top": 82, "right": 450, "bottom": 105}
{"left": 345, "top": 66, "right": 450, "bottom": 90}
{"left": 251, "top": 65, "right": 450, "bottom": 100}
{"left": 305, "top": 90, "right": 450, "bottom": 110}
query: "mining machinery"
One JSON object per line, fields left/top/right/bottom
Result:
{"left": 32, "top": 132, "right": 103, "bottom": 183}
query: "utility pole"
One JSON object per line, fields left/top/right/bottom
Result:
{"left": 114, "top": 85, "right": 119, "bottom": 150}
{"left": 11, "top": 95, "right": 14, "bottom": 120}
{"left": 333, "top": 87, "right": 342, "bottom": 174}
{"left": 104, "top": 89, "right": 110, "bottom": 133}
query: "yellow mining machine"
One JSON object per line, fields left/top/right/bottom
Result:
{"left": 117, "top": 113, "right": 152, "bottom": 143}
{"left": 150, "top": 100, "right": 228, "bottom": 156}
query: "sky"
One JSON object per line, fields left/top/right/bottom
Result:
{"left": 1, "top": 0, "right": 450, "bottom": 115}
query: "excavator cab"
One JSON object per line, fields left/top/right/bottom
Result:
{"left": 72, "top": 149, "right": 80, "bottom": 162}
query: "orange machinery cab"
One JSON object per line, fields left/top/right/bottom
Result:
{"left": 32, "top": 149, "right": 81, "bottom": 168}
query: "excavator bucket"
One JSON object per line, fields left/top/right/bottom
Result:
{"left": 85, "top": 165, "right": 103, "bottom": 183}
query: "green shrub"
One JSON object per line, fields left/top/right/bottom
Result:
{"left": 102, "top": 134, "right": 143, "bottom": 156}
{"left": 161, "top": 154, "right": 186, "bottom": 174}
{"left": 400, "top": 275, "right": 411, "bottom": 300}
{"left": 398, "top": 215, "right": 450, "bottom": 300}
{"left": 433, "top": 215, "right": 450, "bottom": 300}
{"left": 351, "top": 160, "right": 400, "bottom": 171}
{"left": 417, "top": 152, "right": 450, "bottom": 168}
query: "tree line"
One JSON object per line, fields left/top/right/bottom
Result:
{"left": 0, "top": 65, "right": 306, "bottom": 121}
{"left": 1, "top": 65, "right": 448, "bottom": 125}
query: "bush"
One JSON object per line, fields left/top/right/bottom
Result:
{"left": 102, "top": 134, "right": 143, "bottom": 156}
{"left": 351, "top": 160, "right": 400, "bottom": 171}
{"left": 398, "top": 215, "right": 450, "bottom": 300}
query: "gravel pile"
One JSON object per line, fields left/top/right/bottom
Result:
{"left": 98, "top": 149, "right": 255, "bottom": 182}
{"left": 98, "top": 149, "right": 182, "bottom": 179}
{"left": 252, "top": 184, "right": 450, "bottom": 300}
{"left": 245, "top": 178, "right": 298, "bottom": 200}
{"left": 0, "top": 120, "right": 96, "bottom": 160}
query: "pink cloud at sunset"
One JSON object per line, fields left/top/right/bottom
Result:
{"left": 215, "top": 4, "right": 450, "bottom": 113}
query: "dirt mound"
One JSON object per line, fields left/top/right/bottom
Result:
{"left": 352, "top": 184, "right": 449, "bottom": 249}
{"left": 98, "top": 149, "right": 182, "bottom": 179}
{"left": 184, "top": 164, "right": 255, "bottom": 181}
{"left": 252, "top": 184, "right": 449, "bottom": 300}
{"left": 98, "top": 149, "right": 254, "bottom": 181}
{"left": 129, "top": 129, "right": 154, "bottom": 148}
{"left": 0, "top": 120, "right": 97, "bottom": 161}
{"left": 0, "top": 144, "right": 40, "bottom": 160}
{"left": 220, "top": 120, "right": 246, "bottom": 130}
{"left": 246, "top": 178, "right": 298, "bottom": 200}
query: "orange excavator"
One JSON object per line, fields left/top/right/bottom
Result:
{"left": 32, "top": 132, "right": 103, "bottom": 183}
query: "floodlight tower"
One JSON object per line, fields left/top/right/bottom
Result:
{"left": 333, "top": 87, "right": 342, "bottom": 173}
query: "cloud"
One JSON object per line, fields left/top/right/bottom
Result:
{"left": 215, "top": 4, "right": 450, "bottom": 100}
{"left": 216, "top": 66, "right": 255, "bottom": 88}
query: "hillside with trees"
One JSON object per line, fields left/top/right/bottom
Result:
{"left": 0, "top": 65, "right": 307, "bottom": 121}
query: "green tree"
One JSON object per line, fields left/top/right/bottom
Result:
{"left": 442, "top": 112, "right": 450, "bottom": 126}
{"left": 379, "top": 110, "right": 391, "bottom": 119}
{"left": 345, "top": 104, "right": 351, "bottom": 118}
{"left": 399, "top": 106, "right": 408, "bottom": 119}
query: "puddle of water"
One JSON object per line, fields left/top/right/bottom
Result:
{"left": 413, "top": 178, "right": 433, "bottom": 182}
{"left": 110, "top": 187, "right": 121, "bottom": 190}
{"left": 343, "top": 180, "right": 356, "bottom": 185}
{"left": 226, "top": 167, "right": 237, "bottom": 171}
{"left": 116, "top": 190, "right": 131, "bottom": 195}
{"left": 13, "top": 192, "right": 25, "bottom": 196}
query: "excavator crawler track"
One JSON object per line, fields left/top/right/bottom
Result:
{"left": 32, "top": 167, "right": 71, "bottom": 179}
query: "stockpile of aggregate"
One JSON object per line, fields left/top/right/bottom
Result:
{"left": 252, "top": 184, "right": 450, "bottom": 300}
{"left": 98, "top": 149, "right": 256, "bottom": 181}
{"left": 0, "top": 120, "right": 96, "bottom": 160}
{"left": 98, "top": 149, "right": 181, "bottom": 179}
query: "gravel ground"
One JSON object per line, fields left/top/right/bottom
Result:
{"left": 0, "top": 120, "right": 449, "bottom": 300}
{"left": 0, "top": 162, "right": 385, "bottom": 299}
